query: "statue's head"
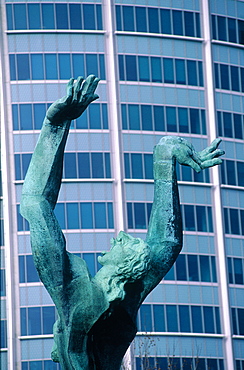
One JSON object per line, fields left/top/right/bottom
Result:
{"left": 97, "top": 231, "right": 150, "bottom": 302}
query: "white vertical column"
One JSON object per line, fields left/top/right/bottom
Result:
{"left": 102, "top": 1, "right": 132, "bottom": 369}
{"left": 0, "top": 2, "right": 21, "bottom": 368}
{"left": 102, "top": 0, "right": 124, "bottom": 234}
{"left": 201, "top": 1, "right": 234, "bottom": 368}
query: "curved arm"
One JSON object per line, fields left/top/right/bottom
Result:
{"left": 145, "top": 136, "right": 224, "bottom": 280}
{"left": 20, "top": 76, "right": 99, "bottom": 293}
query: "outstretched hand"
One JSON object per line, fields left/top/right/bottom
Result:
{"left": 46, "top": 75, "right": 99, "bottom": 126}
{"left": 155, "top": 136, "right": 225, "bottom": 172}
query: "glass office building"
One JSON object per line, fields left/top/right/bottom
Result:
{"left": 1, "top": 0, "right": 244, "bottom": 368}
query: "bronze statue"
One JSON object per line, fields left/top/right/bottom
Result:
{"left": 20, "top": 75, "right": 224, "bottom": 369}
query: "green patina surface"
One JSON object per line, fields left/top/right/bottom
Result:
{"left": 20, "top": 76, "right": 224, "bottom": 370}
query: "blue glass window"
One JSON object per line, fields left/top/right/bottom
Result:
{"left": 239, "top": 20, "right": 244, "bottom": 44}
{"left": 80, "top": 203, "right": 93, "bottom": 229}
{"left": 191, "top": 306, "right": 203, "bottom": 333}
{"left": 173, "top": 10, "right": 183, "bottom": 35}
{"left": 217, "top": 16, "right": 227, "bottom": 41}
{"left": 42, "top": 4, "right": 55, "bottom": 29}
{"left": 184, "top": 205, "right": 195, "bottom": 231}
{"left": 184, "top": 12, "right": 194, "bottom": 37}
{"left": 125, "top": 55, "right": 137, "bottom": 81}
{"left": 94, "top": 203, "right": 106, "bottom": 228}
{"left": 31, "top": 54, "right": 44, "bottom": 80}
{"left": 233, "top": 113, "right": 243, "bottom": 139}
{"left": 231, "top": 66, "right": 240, "bottom": 91}
{"left": 175, "top": 59, "right": 186, "bottom": 84}
{"left": 228, "top": 18, "right": 237, "bottom": 43}
{"left": 91, "top": 153, "right": 104, "bottom": 178}
{"left": 116, "top": 6, "right": 122, "bottom": 31}
{"left": 166, "top": 107, "right": 177, "bottom": 132}
{"left": 161, "top": 9, "right": 171, "bottom": 34}
{"left": 78, "top": 153, "right": 90, "bottom": 178}
{"left": 6, "top": 4, "right": 13, "bottom": 30}
{"left": 29, "top": 307, "right": 41, "bottom": 335}
{"left": 56, "top": 4, "right": 68, "bottom": 29}
{"left": 148, "top": 8, "right": 159, "bottom": 33}
{"left": 153, "top": 305, "right": 165, "bottom": 331}
{"left": 138, "top": 56, "right": 150, "bottom": 82}
{"left": 196, "top": 206, "right": 207, "bottom": 231}
{"left": 20, "top": 104, "right": 32, "bottom": 130}
{"left": 131, "top": 154, "right": 143, "bottom": 179}
{"left": 72, "top": 54, "right": 84, "bottom": 80}
{"left": 200, "top": 256, "right": 211, "bottom": 282}
{"left": 17, "top": 54, "right": 30, "bottom": 80}
{"left": 136, "top": 7, "right": 146, "bottom": 32}
{"left": 43, "top": 306, "right": 56, "bottom": 334}
{"left": 178, "top": 108, "right": 189, "bottom": 133}
{"left": 163, "top": 58, "right": 174, "bottom": 83}
{"left": 123, "top": 6, "right": 134, "bottom": 32}
{"left": 187, "top": 60, "right": 197, "bottom": 85}
{"left": 64, "top": 153, "right": 77, "bottom": 178}
{"left": 86, "top": 54, "right": 98, "bottom": 77}
{"left": 0, "top": 270, "right": 6, "bottom": 296}
{"left": 67, "top": 203, "right": 79, "bottom": 229}
{"left": 45, "top": 54, "right": 58, "bottom": 79}
{"left": 179, "top": 306, "right": 190, "bottom": 332}
{"left": 220, "top": 64, "right": 230, "bottom": 90}
{"left": 134, "top": 203, "right": 146, "bottom": 229}
{"left": 14, "top": 4, "right": 27, "bottom": 30}
{"left": 59, "top": 54, "right": 71, "bottom": 79}
{"left": 190, "top": 108, "right": 200, "bottom": 134}
{"left": 151, "top": 57, "right": 162, "bottom": 82}
{"left": 141, "top": 105, "right": 152, "bottom": 130}
{"left": 140, "top": 305, "right": 152, "bottom": 332}
{"left": 175, "top": 254, "right": 187, "bottom": 280}
{"left": 154, "top": 106, "right": 165, "bottom": 131}
{"left": 166, "top": 305, "right": 178, "bottom": 332}
{"left": 203, "top": 307, "right": 215, "bottom": 333}
{"left": 69, "top": 4, "right": 82, "bottom": 29}
{"left": 96, "top": 5, "right": 103, "bottom": 30}
{"left": 83, "top": 5, "right": 95, "bottom": 30}
{"left": 128, "top": 105, "right": 140, "bottom": 130}
{"left": 28, "top": 4, "right": 41, "bottom": 29}
{"left": 0, "top": 320, "right": 7, "bottom": 348}
{"left": 34, "top": 104, "right": 45, "bottom": 130}
{"left": 188, "top": 255, "right": 199, "bottom": 281}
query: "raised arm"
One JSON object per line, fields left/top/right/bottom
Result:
{"left": 146, "top": 136, "right": 224, "bottom": 278}
{"left": 20, "top": 76, "right": 99, "bottom": 293}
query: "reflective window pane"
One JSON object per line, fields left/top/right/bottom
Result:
{"left": 59, "top": 54, "right": 71, "bottom": 79}
{"left": 123, "top": 6, "right": 134, "bottom": 31}
{"left": 17, "top": 54, "right": 30, "bottom": 80}
{"left": 67, "top": 203, "right": 79, "bottom": 229}
{"left": 148, "top": 8, "right": 159, "bottom": 33}
{"left": 94, "top": 203, "right": 106, "bottom": 228}
{"left": 83, "top": 5, "right": 95, "bottom": 30}
{"left": 125, "top": 55, "right": 137, "bottom": 81}
{"left": 80, "top": 203, "right": 93, "bottom": 228}
{"left": 28, "top": 4, "right": 41, "bottom": 29}
{"left": 56, "top": 4, "right": 68, "bottom": 29}
{"left": 42, "top": 4, "right": 55, "bottom": 29}
{"left": 45, "top": 54, "right": 58, "bottom": 79}
{"left": 31, "top": 54, "right": 44, "bottom": 80}
{"left": 138, "top": 56, "right": 150, "bottom": 82}
{"left": 14, "top": 4, "right": 27, "bottom": 30}
{"left": 69, "top": 4, "right": 82, "bottom": 29}
{"left": 136, "top": 7, "right": 147, "bottom": 32}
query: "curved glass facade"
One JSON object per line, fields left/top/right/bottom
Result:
{"left": 0, "top": 0, "right": 244, "bottom": 369}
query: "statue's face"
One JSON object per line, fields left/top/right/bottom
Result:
{"left": 99, "top": 231, "right": 143, "bottom": 267}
